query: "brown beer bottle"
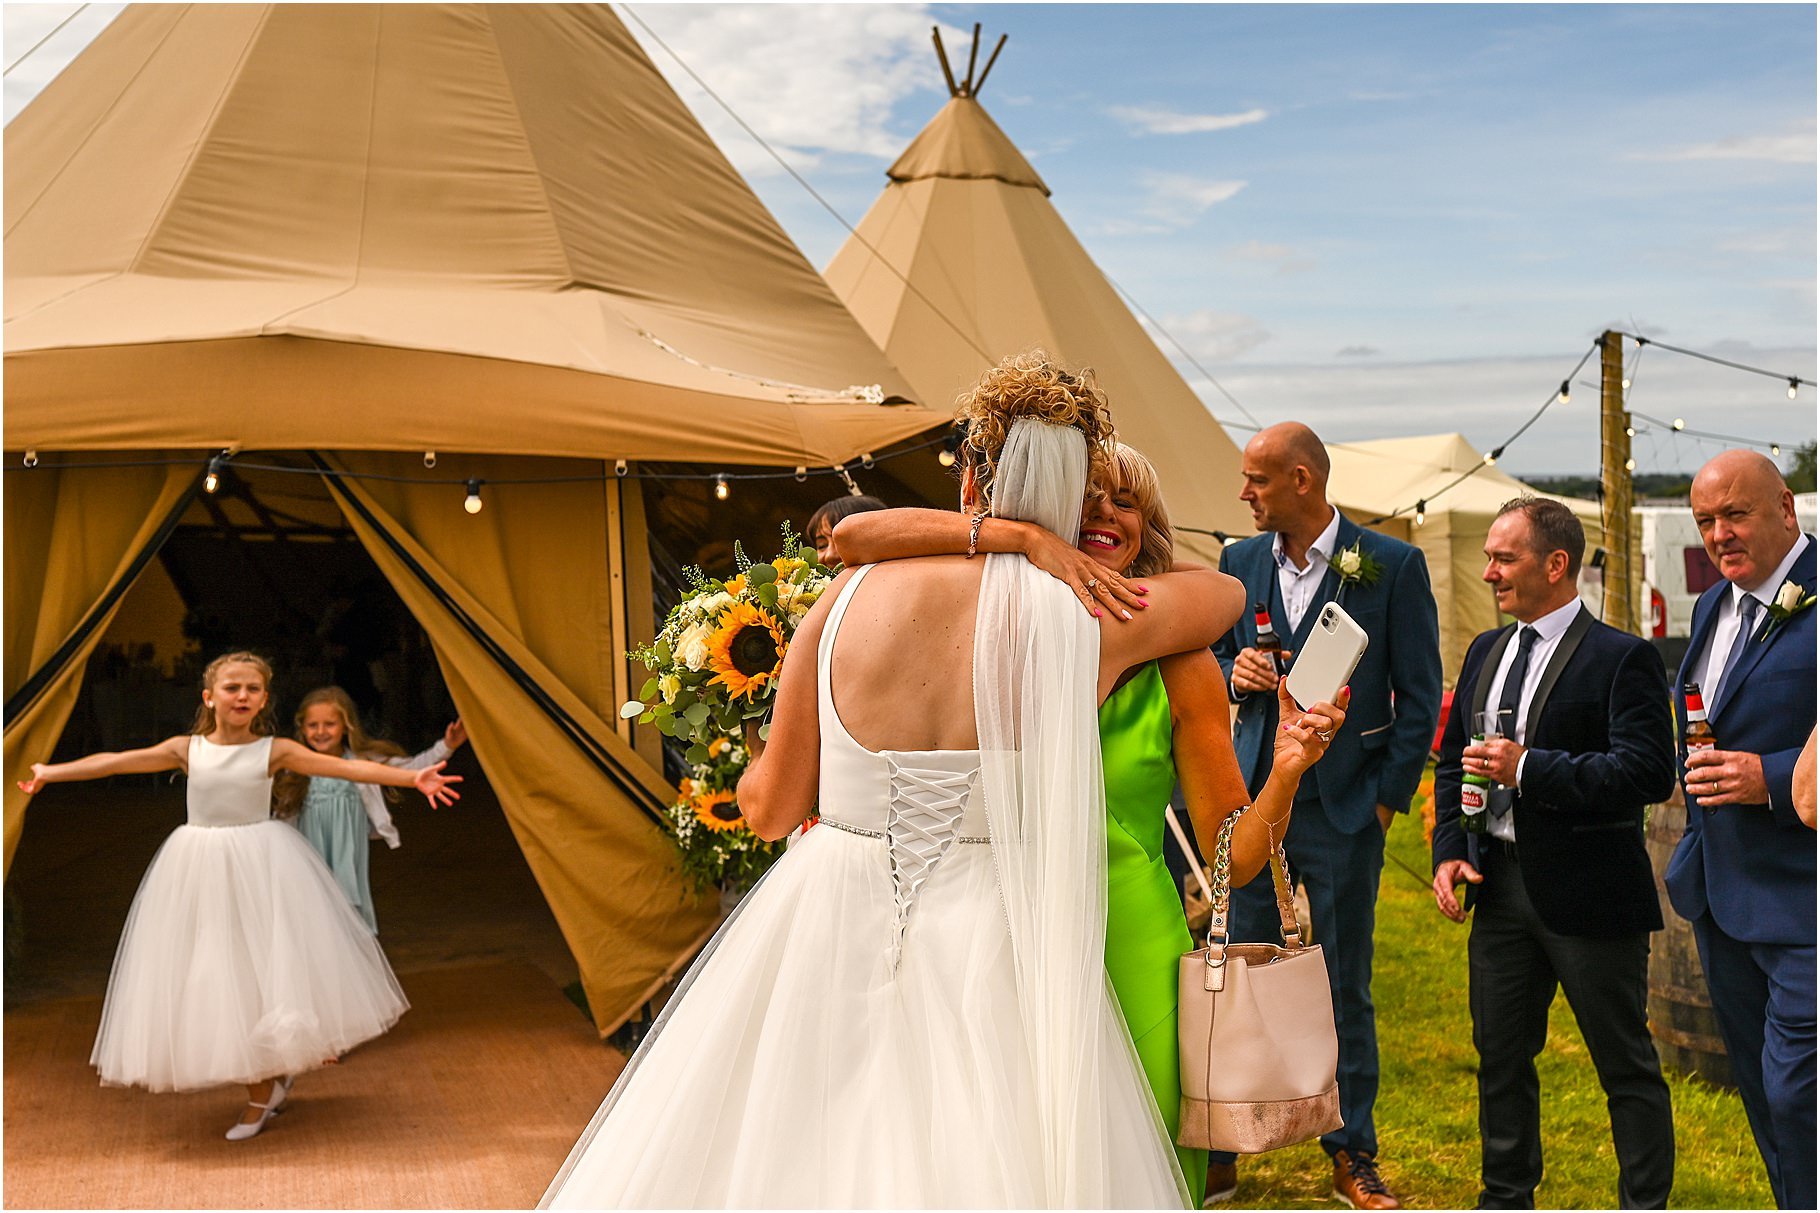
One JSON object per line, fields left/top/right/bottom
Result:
{"left": 1684, "top": 682, "right": 1716, "bottom": 754}
{"left": 1253, "top": 604, "right": 1288, "bottom": 677}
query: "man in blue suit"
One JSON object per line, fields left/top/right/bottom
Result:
{"left": 1667, "top": 449, "right": 1815, "bottom": 1210}
{"left": 1211, "top": 423, "right": 1442, "bottom": 1209}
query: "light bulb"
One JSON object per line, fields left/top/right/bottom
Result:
{"left": 1788, "top": 379, "right": 1800, "bottom": 400}
{"left": 1621, "top": 378, "right": 1631, "bottom": 390}
{"left": 1557, "top": 380, "right": 1570, "bottom": 405}
{"left": 714, "top": 475, "right": 729, "bottom": 501}
{"left": 1672, "top": 418, "right": 1685, "bottom": 431}
{"left": 937, "top": 448, "right": 956, "bottom": 468}
{"left": 423, "top": 451, "right": 437, "bottom": 469}
{"left": 1772, "top": 443, "right": 1782, "bottom": 457}
{"left": 204, "top": 456, "right": 223, "bottom": 494}
{"left": 1483, "top": 452, "right": 1496, "bottom": 466}
{"left": 1414, "top": 500, "right": 1426, "bottom": 527}
{"left": 464, "top": 480, "right": 483, "bottom": 514}
{"left": 1624, "top": 458, "right": 1636, "bottom": 472}
{"left": 1625, "top": 426, "right": 1636, "bottom": 438}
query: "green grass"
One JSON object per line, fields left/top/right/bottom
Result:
{"left": 1223, "top": 820, "right": 1774, "bottom": 1209}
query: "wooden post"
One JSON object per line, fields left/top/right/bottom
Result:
{"left": 1600, "top": 329, "right": 1637, "bottom": 632}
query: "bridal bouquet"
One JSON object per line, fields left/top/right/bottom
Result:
{"left": 622, "top": 526, "right": 833, "bottom": 892}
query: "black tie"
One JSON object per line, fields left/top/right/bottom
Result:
{"left": 1495, "top": 626, "right": 1540, "bottom": 738}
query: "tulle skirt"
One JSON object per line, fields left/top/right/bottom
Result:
{"left": 90, "top": 820, "right": 409, "bottom": 1093}
{"left": 542, "top": 823, "right": 1185, "bottom": 1209}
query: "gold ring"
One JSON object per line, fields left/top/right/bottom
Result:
{"left": 1085, "top": 577, "right": 1099, "bottom": 590}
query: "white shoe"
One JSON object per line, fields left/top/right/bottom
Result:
{"left": 224, "top": 1081, "right": 289, "bottom": 1142}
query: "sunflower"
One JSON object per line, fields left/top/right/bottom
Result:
{"left": 706, "top": 601, "right": 786, "bottom": 700}
{"left": 691, "top": 788, "right": 746, "bottom": 833}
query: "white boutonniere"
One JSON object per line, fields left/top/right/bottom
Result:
{"left": 1760, "top": 579, "right": 1816, "bottom": 640}
{"left": 1328, "top": 540, "right": 1383, "bottom": 589}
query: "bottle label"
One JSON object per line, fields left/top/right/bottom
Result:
{"left": 1686, "top": 740, "right": 1715, "bottom": 754}
{"left": 1461, "top": 784, "right": 1486, "bottom": 812}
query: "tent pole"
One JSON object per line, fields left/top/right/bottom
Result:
{"left": 973, "top": 34, "right": 1008, "bottom": 96}
{"left": 1599, "top": 329, "right": 1636, "bottom": 633}
{"left": 963, "top": 23, "right": 982, "bottom": 95}
{"left": 931, "top": 27, "right": 959, "bottom": 97}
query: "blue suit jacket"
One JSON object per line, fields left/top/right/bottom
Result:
{"left": 1432, "top": 610, "right": 1674, "bottom": 936}
{"left": 1665, "top": 535, "right": 1816, "bottom": 946}
{"left": 1214, "top": 512, "right": 1443, "bottom": 835}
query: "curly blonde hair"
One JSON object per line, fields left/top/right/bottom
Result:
{"left": 953, "top": 350, "right": 1116, "bottom": 513}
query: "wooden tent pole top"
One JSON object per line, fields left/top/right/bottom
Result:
{"left": 931, "top": 26, "right": 959, "bottom": 97}
{"left": 931, "top": 25, "right": 1008, "bottom": 100}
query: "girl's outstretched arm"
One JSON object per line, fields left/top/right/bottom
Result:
{"left": 17, "top": 736, "right": 189, "bottom": 794}
{"left": 271, "top": 738, "right": 463, "bottom": 808}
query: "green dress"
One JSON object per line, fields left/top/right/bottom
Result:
{"left": 1099, "top": 660, "right": 1206, "bottom": 1196}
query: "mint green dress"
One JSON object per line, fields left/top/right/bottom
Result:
{"left": 295, "top": 776, "right": 378, "bottom": 934}
{"left": 1100, "top": 661, "right": 1207, "bottom": 1195}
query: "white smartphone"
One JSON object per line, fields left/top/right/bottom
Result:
{"left": 1284, "top": 602, "right": 1368, "bottom": 710}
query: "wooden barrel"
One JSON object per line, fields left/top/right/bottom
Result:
{"left": 1645, "top": 789, "right": 1736, "bottom": 1089}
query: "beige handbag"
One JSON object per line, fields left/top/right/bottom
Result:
{"left": 1171, "top": 806, "right": 1342, "bottom": 1153}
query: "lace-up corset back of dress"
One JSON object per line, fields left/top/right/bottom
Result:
{"left": 816, "top": 566, "right": 987, "bottom": 968}
{"left": 187, "top": 736, "right": 276, "bottom": 827}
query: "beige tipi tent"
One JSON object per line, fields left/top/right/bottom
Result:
{"left": 823, "top": 32, "right": 1252, "bottom": 564}
{"left": 1330, "top": 433, "right": 1606, "bottom": 681}
{"left": 4, "top": 3, "right": 943, "bottom": 1034}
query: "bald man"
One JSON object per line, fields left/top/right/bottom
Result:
{"left": 1666, "top": 450, "right": 1814, "bottom": 1209}
{"left": 1210, "top": 423, "right": 1442, "bottom": 1209}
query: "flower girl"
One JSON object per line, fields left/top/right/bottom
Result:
{"left": 273, "top": 686, "right": 467, "bottom": 933}
{"left": 16, "top": 652, "right": 461, "bottom": 1140}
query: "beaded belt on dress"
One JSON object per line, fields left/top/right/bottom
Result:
{"left": 820, "top": 817, "right": 988, "bottom": 844}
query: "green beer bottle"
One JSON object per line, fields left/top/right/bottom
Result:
{"left": 1460, "top": 734, "right": 1491, "bottom": 835}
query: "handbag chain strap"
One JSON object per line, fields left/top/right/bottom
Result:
{"left": 1205, "top": 807, "right": 1305, "bottom": 981}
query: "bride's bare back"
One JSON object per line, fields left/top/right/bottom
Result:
{"left": 828, "top": 556, "right": 983, "bottom": 754}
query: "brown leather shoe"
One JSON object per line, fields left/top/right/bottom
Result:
{"left": 1202, "top": 1160, "right": 1238, "bottom": 1206}
{"left": 1332, "top": 1150, "right": 1402, "bottom": 1210}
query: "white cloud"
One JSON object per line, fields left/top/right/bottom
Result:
{"left": 622, "top": 5, "right": 962, "bottom": 178}
{"left": 1135, "top": 173, "right": 1247, "bottom": 228}
{"left": 1227, "top": 239, "right": 1316, "bottom": 274}
{"left": 1145, "top": 309, "right": 1273, "bottom": 362}
{"left": 1109, "top": 104, "right": 1269, "bottom": 135}
{"left": 1631, "top": 119, "right": 1816, "bottom": 165}
{"left": 1192, "top": 348, "right": 1817, "bottom": 476}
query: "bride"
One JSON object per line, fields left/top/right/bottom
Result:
{"left": 541, "top": 353, "right": 1343, "bottom": 1209}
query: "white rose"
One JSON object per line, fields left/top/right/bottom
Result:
{"left": 676, "top": 621, "right": 713, "bottom": 671}
{"left": 659, "top": 674, "right": 682, "bottom": 703}
{"left": 696, "top": 592, "right": 734, "bottom": 619}
{"left": 1339, "top": 549, "right": 1362, "bottom": 577}
{"left": 1775, "top": 580, "right": 1805, "bottom": 613}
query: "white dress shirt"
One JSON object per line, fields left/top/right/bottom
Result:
{"left": 1698, "top": 534, "right": 1810, "bottom": 702}
{"left": 1482, "top": 596, "right": 1584, "bottom": 842}
{"left": 1273, "top": 507, "right": 1341, "bottom": 632}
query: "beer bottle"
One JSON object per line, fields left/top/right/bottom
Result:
{"left": 1253, "top": 604, "right": 1288, "bottom": 678}
{"left": 1460, "top": 733, "right": 1491, "bottom": 834}
{"left": 1684, "top": 683, "right": 1716, "bottom": 755}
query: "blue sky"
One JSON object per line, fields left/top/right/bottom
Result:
{"left": 7, "top": 4, "right": 1815, "bottom": 476}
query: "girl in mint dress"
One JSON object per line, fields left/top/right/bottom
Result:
{"left": 274, "top": 687, "right": 465, "bottom": 933}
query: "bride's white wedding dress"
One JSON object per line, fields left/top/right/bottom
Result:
{"left": 543, "top": 422, "right": 1187, "bottom": 1209}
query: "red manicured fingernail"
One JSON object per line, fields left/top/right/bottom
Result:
{"left": 1093, "top": 608, "right": 1103, "bottom": 618}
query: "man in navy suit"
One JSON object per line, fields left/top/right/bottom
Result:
{"left": 1211, "top": 423, "right": 1442, "bottom": 1209}
{"left": 1432, "top": 498, "right": 1675, "bottom": 1209}
{"left": 1667, "top": 450, "right": 1815, "bottom": 1210}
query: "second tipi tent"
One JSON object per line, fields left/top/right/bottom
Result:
{"left": 824, "top": 29, "right": 1253, "bottom": 563}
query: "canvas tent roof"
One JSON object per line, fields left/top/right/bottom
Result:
{"left": 823, "top": 42, "right": 1252, "bottom": 563}
{"left": 1330, "top": 432, "right": 1606, "bottom": 682}
{"left": 4, "top": 3, "right": 939, "bottom": 466}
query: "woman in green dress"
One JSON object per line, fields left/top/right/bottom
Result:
{"left": 836, "top": 443, "right": 1344, "bottom": 1204}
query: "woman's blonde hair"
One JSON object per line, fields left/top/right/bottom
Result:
{"left": 272, "top": 686, "right": 405, "bottom": 820}
{"left": 953, "top": 350, "right": 1116, "bottom": 514}
{"left": 187, "top": 651, "right": 279, "bottom": 738}
{"left": 1094, "top": 443, "right": 1176, "bottom": 578}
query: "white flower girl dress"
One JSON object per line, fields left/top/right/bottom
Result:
{"left": 89, "top": 735, "right": 409, "bottom": 1092}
